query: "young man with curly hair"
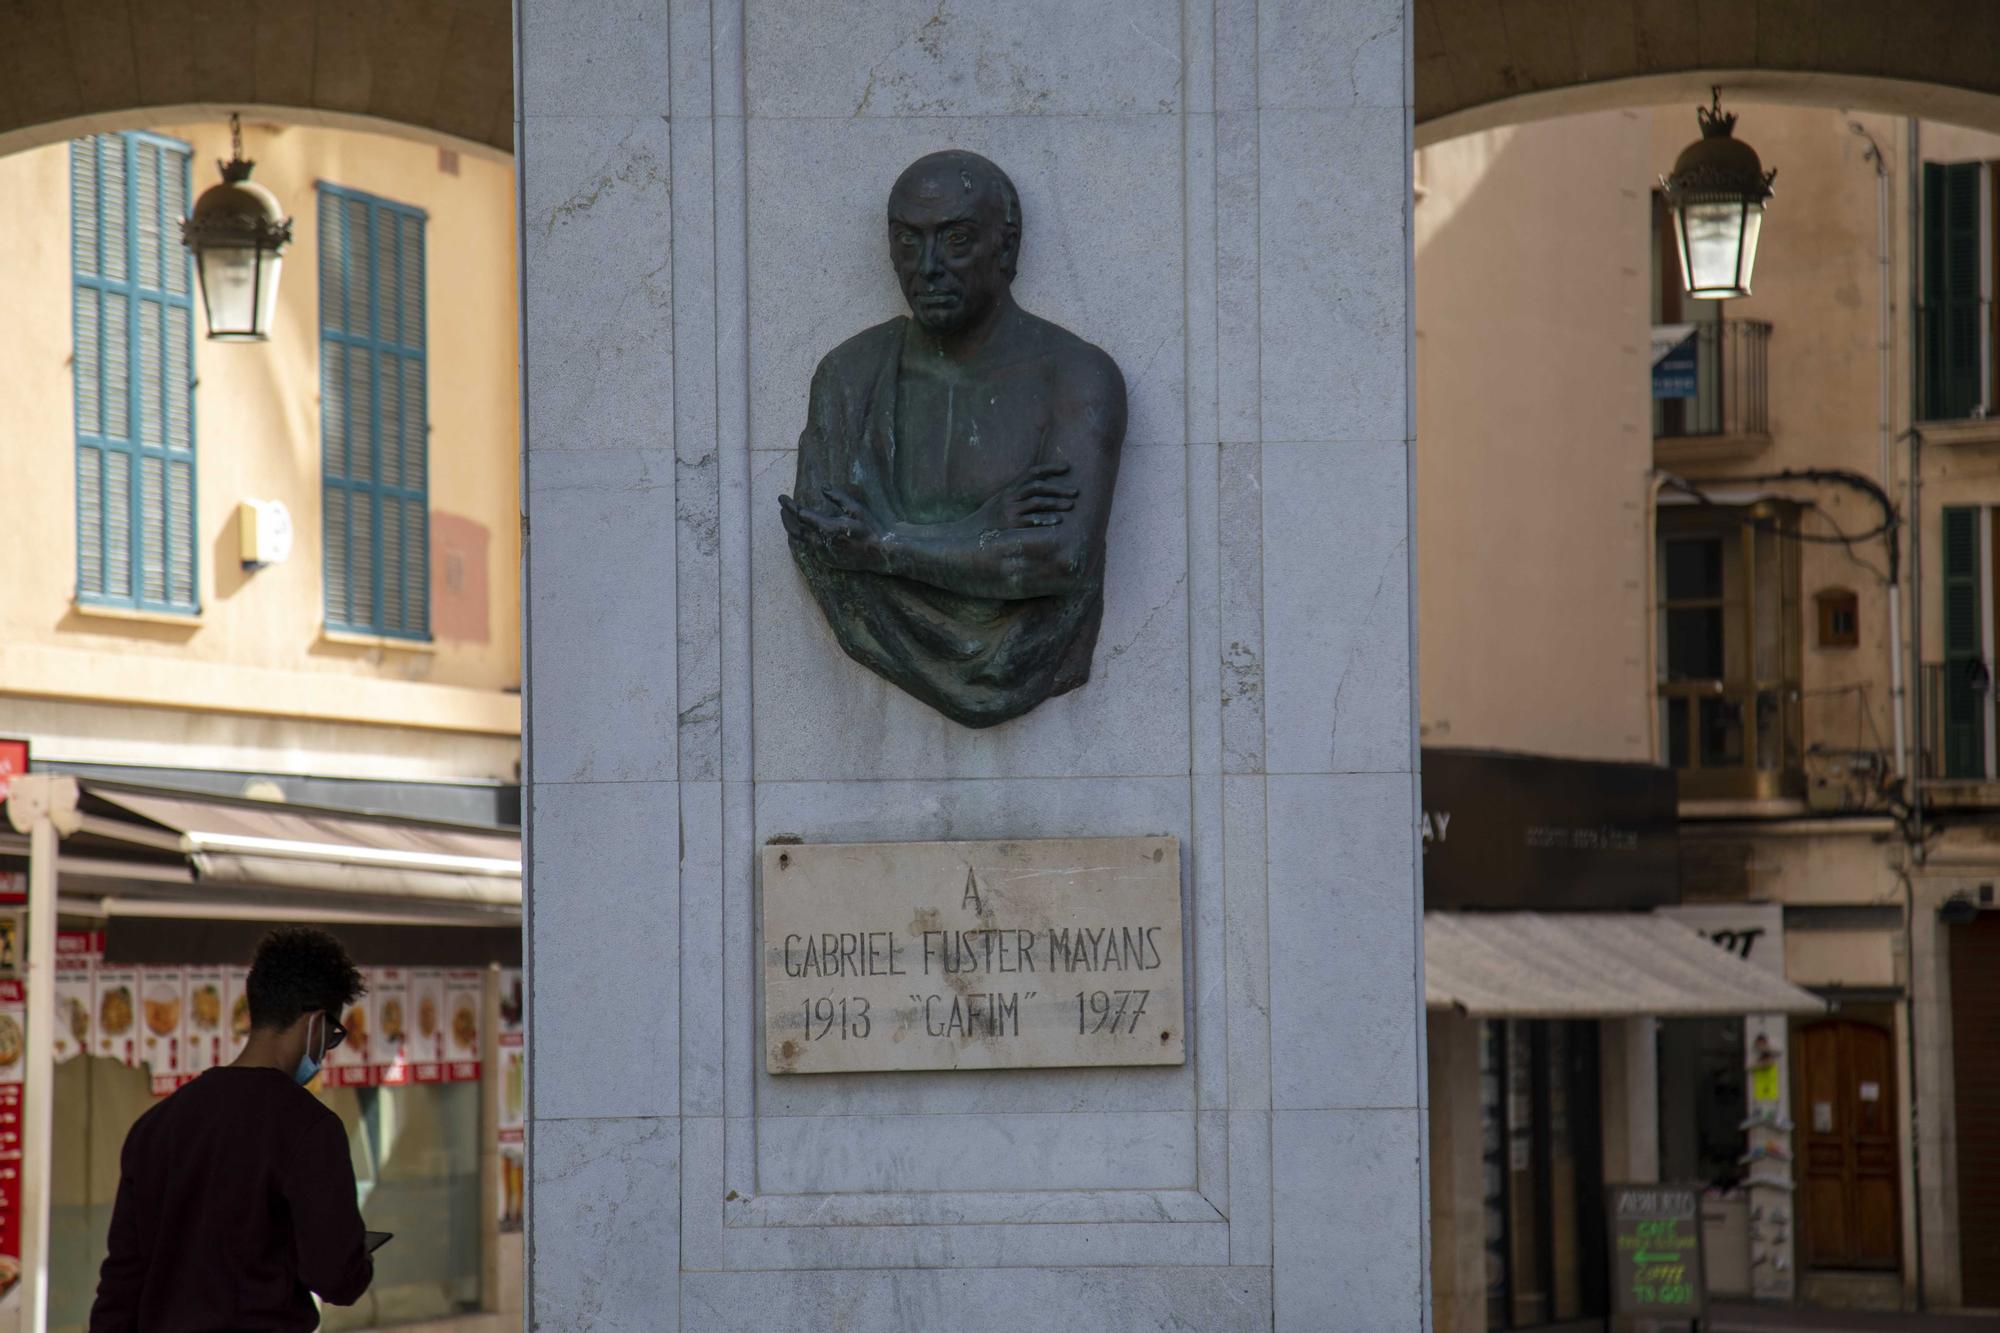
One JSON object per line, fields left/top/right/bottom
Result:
{"left": 90, "top": 926, "right": 376, "bottom": 1331}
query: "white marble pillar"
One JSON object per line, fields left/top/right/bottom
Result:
{"left": 518, "top": 1, "right": 1424, "bottom": 1328}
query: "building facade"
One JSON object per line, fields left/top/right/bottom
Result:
{"left": 1417, "top": 100, "right": 2000, "bottom": 1326}
{"left": 0, "top": 118, "right": 523, "bottom": 1330}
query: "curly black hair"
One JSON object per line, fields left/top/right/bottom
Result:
{"left": 245, "top": 927, "right": 366, "bottom": 1031}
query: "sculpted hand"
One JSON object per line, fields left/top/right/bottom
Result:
{"left": 985, "top": 462, "right": 1079, "bottom": 529}
{"left": 779, "top": 488, "right": 891, "bottom": 573}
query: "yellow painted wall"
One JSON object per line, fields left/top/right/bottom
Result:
{"left": 1414, "top": 110, "right": 1656, "bottom": 763}
{"left": 0, "top": 120, "right": 519, "bottom": 738}
{"left": 1906, "top": 122, "right": 2000, "bottom": 675}
{"left": 1417, "top": 103, "right": 1931, "bottom": 788}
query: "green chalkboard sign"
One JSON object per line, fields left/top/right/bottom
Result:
{"left": 1608, "top": 1184, "right": 1705, "bottom": 1322}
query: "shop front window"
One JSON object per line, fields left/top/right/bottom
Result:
{"left": 321, "top": 1082, "right": 484, "bottom": 1330}
{"left": 1479, "top": 1019, "right": 1608, "bottom": 1330}
{"left": 1658, "top": 1017, "right": 1750, "bottom": 1188}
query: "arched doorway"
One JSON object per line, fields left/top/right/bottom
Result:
{"left": 0, "top": 0, "right": 513, "bottom": 160}
{"left": 1413, "top": 0, "right": 2000, "bottom": 143}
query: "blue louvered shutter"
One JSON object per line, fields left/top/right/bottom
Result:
{"left": 319, "top": 184, "right": 428, "bottom": 638}
{"left": 72, "top": 132, "right": 198, "bottom": 613}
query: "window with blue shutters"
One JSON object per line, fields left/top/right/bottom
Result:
{"left": 71, "top": 132, "right": 199, "bottom": 613}
{"left": 318, "top": 184, "right": 429, "bottom": 638}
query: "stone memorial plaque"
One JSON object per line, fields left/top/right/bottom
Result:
{"left": 761, "top": 837, "right": 1184, "bottom": 1074}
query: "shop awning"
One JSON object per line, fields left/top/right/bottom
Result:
{"left": 1425, "top": 911, "right": 1825, "bottom": 1018}
{"left": 48, "top": 782, "right": 521, "bottom": 924}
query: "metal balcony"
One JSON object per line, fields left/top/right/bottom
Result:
{"left": 1653, "top": 319, "right": 1772, "bottom": 459}
{"left": 1919, "top": 660, "right": 2000, "bottom": 807}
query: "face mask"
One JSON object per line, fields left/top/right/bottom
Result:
{"left": 293, "top": 1012, "right": 324, "bottom": 1086}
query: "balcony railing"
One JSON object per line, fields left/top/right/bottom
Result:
{"left": 1922, "top": 660, "right": 1988, "bottom": 781}
{"left": 1917, "top": 296, "right": 1992, "bottom": 422}
{"left": 1653, "top": 319, "right": 1772, "bottom": 441}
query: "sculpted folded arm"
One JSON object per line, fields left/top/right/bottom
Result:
{"left": 781, "top": 346, "right": 1126, "bottom": 601}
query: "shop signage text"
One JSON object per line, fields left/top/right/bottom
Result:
{"left": 1608, "top": 1183, "right": 1706, "bottom": 1320}
{"left": 1421, "top": 748, "right": 1680, "bottom": 911}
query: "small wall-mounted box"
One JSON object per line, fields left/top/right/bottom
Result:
{"left": 238, "top": 499, "right": 294, "bottom": 569}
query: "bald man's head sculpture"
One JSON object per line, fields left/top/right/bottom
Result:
{"left": 778, "top": 151, "right": 1128, "bottom": 727}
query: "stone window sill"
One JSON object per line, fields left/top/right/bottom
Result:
{"left": 1916, "top": 418, "right": 2000, "bottom": 447}
{"left": 319, "top": 627, "right": 438, "bottom": 654}
{"left": 70, "top": 600, "right": 202, "bottom": 628}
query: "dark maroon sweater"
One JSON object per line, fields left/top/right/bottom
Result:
{"left": 89, "top": 1066, "right": 373, "bottom": 1332}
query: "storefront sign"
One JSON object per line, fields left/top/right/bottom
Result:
{"left": 1659, "top": 903, "right": 1784, "bottom": 978}
{"left": 1608, "top": 1184, "right": 1705, "bottom": 1321}
{"left": 1652, "top": 324, "right": 1699, "bottom": 398}
{"left": 1421, "top": 749, "right": 1680, "bottom": 911}
{"left": 761, "top": 837, "right": 1185, "bottom": 1074}
{"left": 0, "top": 739, "right": 26, "bottom": 805}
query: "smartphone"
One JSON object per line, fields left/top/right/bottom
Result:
{"left": 365, "top": 1231, "right": 393, "bottom": 1253}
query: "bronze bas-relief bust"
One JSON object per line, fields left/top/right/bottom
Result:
{"left": 779, "top": 151, "right": 1128, "bottom": 728}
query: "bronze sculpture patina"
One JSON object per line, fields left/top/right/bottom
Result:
{"left": 779, "top": 151, "right": 1128, "bottom": 727}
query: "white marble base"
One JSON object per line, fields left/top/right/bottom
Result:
{"left": 520, "top": 0, "right": 1424, "bottom": 1327}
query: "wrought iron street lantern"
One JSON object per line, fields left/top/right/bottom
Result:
{"left": 181, "top": 115, "right": 293, "bottom": 340}
{"left": 1661, "top": 89, "right": 1777, "bottom": 300}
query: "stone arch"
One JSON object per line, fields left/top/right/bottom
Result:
{"left": 0, "top": 0, "right": 511, "bottom": 160}
{"left": 1415, "top": 0, "right": 2000, "bottom": 144}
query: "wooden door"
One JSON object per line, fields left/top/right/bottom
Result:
{"left": 1797, "top": 1019, "right": 1901, "bottom": 1270}
{"left": 1949, "top": 912, "right": 2000, "bottom": 1306}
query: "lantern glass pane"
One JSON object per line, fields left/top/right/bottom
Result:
{"left": 1733, "top": 206, "right": 1763, "bottom": 295}
{"left": 1676, "top": 199, "right": 1760, "bottom": 299}
{"left": 254, "top": 252, "right": 284, "bottom": 338}
{"left": 197, "top": 242, "right": 265, "bottom": 339}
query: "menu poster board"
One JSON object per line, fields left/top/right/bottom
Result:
{"left": 0, "top": 980, "right": 20, "bottom": 1291}
{"left": 443, "top": 971, "right": 482, "bottom": 1081}
{"left": 1608, "top": 1184, "right": 1705, "bottom": 1322}
{"left": 372, "top": 970, "right": 412, "bottom": 1085}
{"left": 496, "top": 966, "right": 525, "bottom": 1233}
{"left": 184, "top": 968, "right": 226, "bottom": 1076}
{"left": 224, "top": 969, "right": 253, "bottom": 1062}
{"left": 410, "top": 969, "right": 446, "bottom": 1081}
{"left": 55, "top": 963, "right": 92, "bottom": 1066}
{"left": 497, "top": 1144, "right": 524, "bottom": 1233}
{"left": 94, "top": 966, "right": 139, "bottom": 1066}
{"left": 141, "top": 968, "right": 186, "bottom": 1096}
{"left": 325, "top": 985, "right": 375, "bottom": 1088}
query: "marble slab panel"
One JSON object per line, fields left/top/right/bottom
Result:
{"left": 745, "top": 0, "right": 1184, "bottom": 118}
{"left": 682, "top": 1267, "right": 1271, "bottom": 1331}
{"left": 755, "top": 1109, "right": 1194, "bottom": 1194}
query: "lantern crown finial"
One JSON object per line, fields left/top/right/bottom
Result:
{"left": 1697, "top": 86, "right": 1738, "bottom": 139}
